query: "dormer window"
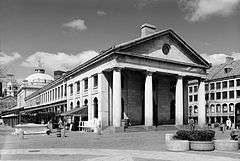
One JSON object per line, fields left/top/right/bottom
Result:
{"left": 224, "top": 67, "right": 232, "bottom": 73}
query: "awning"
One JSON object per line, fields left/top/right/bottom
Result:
{"left": 1, "top": 114, "right": 18, "bottom": 118}
{"left": 23, "top": 101, "right": 66, "bottom": 113}
{"left": 60, "top": 106, "right": 88, "bottom": 116}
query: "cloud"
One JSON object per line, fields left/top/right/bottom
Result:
{"left": 0, "top": 52, "right": 21, "bottom": 65}
{"left": 62, "top": 19, "right": 87, "bottom": 31}
{"left": 201, "top": 52, "right": 240, "bottom": 65}
{"left": 21, "top": 50, "right": 99, "bottom": 71}
{"left": 97, "top": 10, "right": 107, "bottom": 16}
{"left": 178, "top": 0, "right": 240, "bottom": 22}
{"left": 134, "top": 0, "right": 160, "bottom": 9}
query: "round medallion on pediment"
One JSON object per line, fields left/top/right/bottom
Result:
{"left": 162, "top": 43, "right": 171, "bottom": 55}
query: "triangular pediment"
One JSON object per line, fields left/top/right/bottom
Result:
{"left": 116, "top": 30, "right": 209, "bottom": 68}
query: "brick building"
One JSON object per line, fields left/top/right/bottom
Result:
{"left": 2, "top": 24, "right": 210, "bottom": 130}
{"left": 188, "top": 57, "right": 240, "bottom": 129}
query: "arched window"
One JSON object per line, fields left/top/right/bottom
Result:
{"left": 205, "top": 105, "right": 209, "bottom": 113}
{"left": 77, "top": 101, "right": 80, "bottom": 108}
{"left": 216, "top": 104, "right": 221, "bottom": 112}
{"left": 194, "top": 105, "right": 198, "bottom": 113}
{"left": 70, "top": 102, "right": 73, "bottom": 110}
{"left": 222, "top": 103, "right": 228, "bottom": 113}
{"left": 210, "top": 104, "right": 215, "bottom": 113}
{"left": 189, "top": 106, "right": 192, "bottom": 116}
{"left": 93, "top": 98, "right": 98, "bottom": 118}
{"left": 84, "top": 99, "right": 88, "bottom": 106}
{"left": 229, "top": 103, "right": 234, "bottom": 112}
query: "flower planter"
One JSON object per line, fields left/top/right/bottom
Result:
{"left": 190, "top": 141, "right": 214, "bottom": 151}
{"left": 214, "top": 140, "right": 239, "bottom": 151}
{"left": 166, "top": 140, "right": 190, "bottom": 151}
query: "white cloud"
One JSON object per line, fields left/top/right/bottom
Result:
{"left": 21, "top": 50, "right": 99, "bottom": 71}
{"left": 178, "top": 0, "right": 240, "bottom": 22}
{"left": 0, "top": 52, "right": 21, "bottom": 64}
{"left": 62, "top": 19, "right": 87, "bottom": 31}
{"left": 201, "top": 52, "right": 240, "bottom": 65}
{"left": 97, "top": 10, "right": 107, "bottom": 16}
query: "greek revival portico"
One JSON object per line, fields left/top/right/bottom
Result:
{"left": 110, "top": 66, "right": 207, "bottom": 130}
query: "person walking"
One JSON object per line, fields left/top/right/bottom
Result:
{"left": 226, "top": 118, "right": 232, "bottom": 130}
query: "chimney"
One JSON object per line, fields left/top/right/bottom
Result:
{"left": 225, "top": 56, "right": 234, "bottom": 63}
{"left": 140, "top": 23, "right": 156, "bottom": 37}
{"left": 54, "top": 70, "right": 66, "bottom": 80}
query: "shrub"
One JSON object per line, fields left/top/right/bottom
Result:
{"left": 174, "top": 130, "right": 215, "bottom": 141}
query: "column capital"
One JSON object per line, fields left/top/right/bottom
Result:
{"left": 145, "top": 70, "right": 153, "bottom": 76}
{"left": 113, "top": 67, "right": 122, "bottom": 72}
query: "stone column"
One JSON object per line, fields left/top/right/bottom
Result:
{"left": 198, "top": 79, "right": 206, "bottom": 127}
{"left": 145, "top": 71, "right": 153, "bottom": 127}
{"left": 175, "top": 76, "right": 183, "bottom": 125}
{"left": 112, "top": 68, "right": 122, "bottom": 128}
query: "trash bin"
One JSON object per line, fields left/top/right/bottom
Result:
{"left": 57, "top": 128, "right": 61, "bottom": 137}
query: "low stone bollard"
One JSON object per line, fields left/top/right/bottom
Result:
{"left": 214, "top": 140, "right": 239, "bottom": 151}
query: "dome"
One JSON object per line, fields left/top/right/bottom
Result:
{"left": 25, "top": 73, "right": 54, "bottom": 83}
{"left": 24, "top": 68, "right": 54, "bottom": 83}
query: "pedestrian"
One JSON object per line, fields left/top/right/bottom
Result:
{"left": 62, "top": 119, "right": 67, "bottom": 137}
{"left": 220, "top": 123, "right": 225, "bottom": 133}
{"left": 189, "top": 118, "right": 195, "bottom": 131}
{"left": 226, "top": 118, "right": 232, "bottom": 130}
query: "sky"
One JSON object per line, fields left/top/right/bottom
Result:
{"left": 0, "top": 0, "right": 240, "bottom": 82}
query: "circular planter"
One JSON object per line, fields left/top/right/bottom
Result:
{"left": 166, "top": 140, "right": 190, "bottom": 152}
{"left": 190, "top": 141, "right": 214, "bottom": 151}
{"left": 214, "top": 140, "right": 239, "bottom": 151}
{"left": 165, "top": 134, "right": 174, "bottom": 141}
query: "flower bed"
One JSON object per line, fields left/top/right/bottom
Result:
{"left": 170, "top": 129, "right": 215, "bottom": 151}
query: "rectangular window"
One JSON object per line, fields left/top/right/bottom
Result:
{"left": 64, "top": 84, "right": 67, "bottom": 96}
{"left": 222, "top": 81, "right": 228, "bottom": 89}
{"left": 84, "top": 78, "right": 88, "bottom": 91}
{"left": 93, "top": 75, "right": 98, "bottom": 88}
{"left": 194, "top": 86, "right": 198, "bottom": 93}
{"left": 229, "top": 104, "right": 234, "bottom": 112}
{"left": 55, "top": 88, "right": 57, "bottom": 100}
{"left": 237, "top": 79, "right": 240, "bottom": 86}
{"left": 237, "top": 90, "right": 240, "bottom": 98}
{"left": 229, "top": 91, "right": 234, "bottom": 99}
{"left": 70, "top": 84, "right": 73, "bottom": 95}
{"left": 223, "top": 105, "right": 228, "bottom": 113}
{"left": 210, "top": 93, "right": 215, "bottom": 100}
{"left": 205, "top": 84, "right": 209, "bottom": 91}
{"left": 76, "top": 81, "right": 80, "bottom": 93}
{"left": 216, "top": 82, "right": 221, "bottom": 90}
{"left": 58, "top": 87, "right": 60, "bottom": 98}
{"left": 61, "top": 85, "right": 63, "bottom": 98}
{"left": 210, "top": 83, "right": 215, "bottom": 90}
{"left": 50, "top": 91, "right": 52, "bottom": 101}
{"left": 205, "top": 93, "right": 209, "bottom": 101}
{"left": 194, "top": 94, "right": 198, "bottom": 101}
{"left": 189, "top": 95, "right": 193, "bottom": 102}
{"left": 222, "top": 91, "right": 227, "bottom": 99}
{"left": 52, "top": 89, "right": 54, "bottom": 100}
{"left": 189, "top": 87, "right": 193, "bottom": 93}
{"left": 216, "top": 92, "right": 221, "bottom": 100}
{"left": 229, "top": 80, "right": 234, "bottom": 88}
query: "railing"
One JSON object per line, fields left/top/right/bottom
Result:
{"left": 79, "top": 119, "right": 99, "bottom": 132}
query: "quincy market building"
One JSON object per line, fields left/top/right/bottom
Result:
{"left": 2, "top": 24, "right": 210, "bottom": 131}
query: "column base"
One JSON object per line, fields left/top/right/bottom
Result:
{"left": 144, "top": 126, "right": 156, "bottom": 131}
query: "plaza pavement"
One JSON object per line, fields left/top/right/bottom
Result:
{"left": 0, "top": 126, "right": 240, "bottom": 161}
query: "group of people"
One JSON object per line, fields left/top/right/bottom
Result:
{"left": 46, "top": 118, "right": 67, "bottom": 137}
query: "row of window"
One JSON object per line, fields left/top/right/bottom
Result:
{"left": 189, "top": 104, "right": 234, "bottom": 114}
{"left": 205, "top": 90, "right": 240, "bottom": 101}
{"left": 69, "top": 75, "right": 98, "bottom": 95}
{"left": 39, "top": 84, "right": 67, "bottom": 104}
{"left": 189, "top": 79, "right": 240, "bottom": 94}
{"left": 205, "top": 79, "right": 240, "bottom": 91}
{"left": 208, "top": 104, "right": 234, "bottom": 113}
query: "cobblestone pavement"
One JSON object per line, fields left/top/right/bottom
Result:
{"left": 0, "top": 126, "right": 239, "bottom": 161}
